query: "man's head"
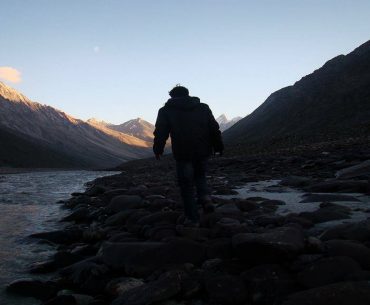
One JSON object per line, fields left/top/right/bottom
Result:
{"left": 169, "top": 85, "right": 189, "bottom": 98}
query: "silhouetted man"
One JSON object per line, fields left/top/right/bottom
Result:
{"left": 153, "top": 85, "right": 223, "bottom": 226}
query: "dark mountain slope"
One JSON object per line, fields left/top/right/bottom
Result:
{"left": 224, "top": 40, "right": 370, "bottom": 150}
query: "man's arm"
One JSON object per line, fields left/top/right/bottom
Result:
{"left": 153, "top": 108, "right": 170, "bottom": 158}
{"left": 207, "top": 107, "right": 224, "bottom": 154}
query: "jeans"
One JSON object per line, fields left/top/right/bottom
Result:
{"left": 176, "top": 158, "right": 208, "bottom": 222}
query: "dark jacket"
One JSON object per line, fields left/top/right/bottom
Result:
{"left": 153, "top": 96, "right": 223, "bottom": 160}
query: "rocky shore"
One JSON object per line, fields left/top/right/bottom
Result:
{"left": 6, "top": 141, "right": 370, "bottom": 305}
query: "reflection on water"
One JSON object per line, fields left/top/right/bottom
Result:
{"left": 0, "top": 170, "right": 118, "bottom": 305}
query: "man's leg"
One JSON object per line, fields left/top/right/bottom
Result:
{"left": 194, "top": 158, "right": 214, "bottom": 212}
{"left": 176, "top": 160, "right": 199, "bottom": 222}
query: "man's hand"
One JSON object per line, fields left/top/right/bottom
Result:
{"left": 155, "top": 153, "right": 162, "bottom": 160}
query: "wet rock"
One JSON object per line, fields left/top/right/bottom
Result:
{"left": 60, "top": 258, "right": 109, "bottom": 293}
{"left": 204, "top": 274, "right": 247, "bottom": 304}
{"left": 126, "top": 210, "right": 151, "bottom": 233}
{"left": 324, "top": 239, "right": 370, "bottom": 269}
{"left": 145, "top": 224, "right": 177, "bottom": 241}
{"left": 233, "top": 226, "right": 305, "bottom": 263}
{"left": 111, "top": 270, "right": 181, "bottom": 305}
{"left": 305, "top": 180, "right": 369, "bottom": 193}
{"left": 282, "top": 281, "right": 370, "bottom": 305}
{"left": 235, "top": 199, "right": 259, "bottom": 212}
{"left": 30, "top": 229, "right": 83, "bottom": 245}
{"left": 61, "top": 207, "right": 90, "bottom": 223}
{"left": 336, "top": 160, "right": 370, "bottom": 179}
{"left": 105, "top": 277, "right": 144, "bottom": 296}
{"left": 6, "top": 278, "right": 57, "bottom": 300}
{"left": 297, "top": 256, "right": 365, "bottom": 288}
{"left": 300, "top": 193, "right": 360, "bottom": 203}
{"left": 298, "top": 202, "right": 351, "bottom": 223}
{"left": 255, "top": 215, "right": 285, "bottom": 227}
{"left": 85, "top": 185, "right": 107, "bottom": 196}
{"left": 320, "top": 220, "right": 370, "bottom": 242}
{"left": 241, "top": 264, "right": 296, "bottom": 304}
{"left": 107, "top": 195, "right": 144, "bottom": 213}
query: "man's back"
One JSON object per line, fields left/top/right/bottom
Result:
{"left": 153, "top": 95, "right": 222, "bottom": 160}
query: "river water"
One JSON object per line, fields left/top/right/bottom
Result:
{"left": 0, "top": 170, "right": 118, "bottom": 305}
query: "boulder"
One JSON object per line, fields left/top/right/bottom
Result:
{"left": 105, "top": 277, "right": 144, "bottom": 296}
{"left": 61, "top": 207, "right": 90, "bottom": 222}
{"left": 105, "top": 210, "right": 135, "bottom": 226}
{"left": 298, "top": 202, "right": 351, "bottom": 224}
{"left": 6, "top": 278, "right": 57, "bottom": 300}
{"left": 324, "top": 240, "right": 370, "bottom": 269}
{"left": 111, "top": 270, "right": 181, "bottom": 305}
{"left": 300, "top": 194, "right": 360, "bottom": 203}
{"left": 100, "top": 239, "right": 206, "bottom": 277}
{"left": 280, "top": 176, "right": 312, "bottom": 187}
{"left": 107, "top": 195, "right": 144, "bottom": 213}
{"left": 297, "top": 256, "right": 365, "bottom": 288}
{"left": 137, "top": 211, "right": 182, "bottom": 226}
{"left": 30, "top": 229, "right": 83, "bottom": 244}
{"left": 204, "top": 274, "right": 247, "bottom": 304}
{"left": 320, "top": 220, "right": 370, "bottom": 242}
{"left": 305, "top": 180, "right": 369, "bottom": 193}
{"left": 282, "top": 281, "right": 370, "bottom": 305}
{"left": 336, "top": 160, "right": 370, "bottom": 179}
{"left": 241, "top": 264, "right": 296, "bottom": 304}
{"left": 232, "top": 226, "right": 305, "bottom": 262}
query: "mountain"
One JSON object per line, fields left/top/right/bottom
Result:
{"left": 216, "top": 114, "right": 243, "bottom": 132}
{"left": 0, "top": 82, "right": 152, "bottom": 168}
{"left": 224, "top": 40, "right": 370, "bottom": 151}
{"left": 88, "top": 118, "right": 155, "bottom": 142}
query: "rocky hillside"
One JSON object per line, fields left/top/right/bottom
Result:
{"left": 224, "top": 40, "right": 370, "bottom": 151}
{"left": 106, "top": 118, "right": 155, "bottom": 142}
{"left": 0, "top": 82, "right": 152, "bottom": 168}
{"left": 216, "top": 114, "right": 243, "bottom": 132}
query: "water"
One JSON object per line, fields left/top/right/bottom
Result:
{"left": 0, "top": 170, "right": 118, "bottom": 305}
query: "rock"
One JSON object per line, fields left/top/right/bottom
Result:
{"left": 60, "top": 258, "right": 109, "bottom": 293}
{"left": 324, "top": 239, "right": 370, "bottom": 269}
{"left": 29, "top": 260, "right": 56, "bottom": 274}
{"left": 305, "top": 180, "right": 369, "bottom": 193}
{"left": 204, "top": 274, "right": 247, "bottom": 304}
{"left": 176, "top": 225, "right": 210, "bottom": 241}
{"left": 232, "top": 226, "right": 305, "bottom": 263}
{"left": 100, "top": 239, "right": 206, "bottom": 277}
{"left": 105, "top": 210, "right": 135, "bottom": 226}
{"left": 206, "top": 238, "right": 233, "bottom": 259}
{"left": 280, "top": 176, "right": 312, "bottom": 187}
{"left": 336, "top": 160, "right": 370, "bottom": 179}
{"left": 107, "top": 195, "right": 144, "bottom": 213}
{"left": 297, "top": 256, "right": 365, "bottom": 288}
{"left": 282, "top": 281, "right": 370, "bottom": 305}
{"left": 298, "top": 202, "right": 351, "bottom": 223}
{"left": 235, "top": 199, "right": 259, "bottom": 212}
{"left": 61, "top": 207, "right": 90, "bottom": 222}
{"left": 145, "top": 224, "right": 177, "bottom": 241}
{"left": 320, "top": 220, "right": 370, "bottom": 242}
{"left": 6, "top": 278, "right": 57, "bottom": 300}
{"left": 241, "top": 264, "right": 296, "bottom": 304}
{"left": 111, "top": 270, "right": 181, "bottom": 305}
{"left": 105, "top": 277, "right": 144, "bottom": 296}
{"left": 43, "top": 295, "right": 77, "bottom": 305}
{"left": 103, "top": 188, "right": 129, "bottom": 201}
{"left": 211, "top": 217, "right": 249, "bottom": 237}
{"left": 300, "top": 193, "right": 360, "bottom": 203}
{"left": 30, "top": 229, "right": 83, "bottom": 244}
{"left": 137, "top": 211, "right": 182, "bottom": 226}
{"left": 85, "top": 185, "right": 107, "bottom": 196}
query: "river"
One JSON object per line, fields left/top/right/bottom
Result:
{"left": 0, "top": 170, "right": 118, "bottom": 305}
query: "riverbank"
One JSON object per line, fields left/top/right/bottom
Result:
{"left": 6, "top": 142, "right": 370, "bottom": 305}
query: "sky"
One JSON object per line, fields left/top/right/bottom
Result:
{"left": 1, "top": 0, "right": 369, "bottom": 124}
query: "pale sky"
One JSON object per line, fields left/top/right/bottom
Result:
{"left": 1, "top": 0, "right": 369, "bottom": 124}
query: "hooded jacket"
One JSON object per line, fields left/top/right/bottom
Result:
{"left": 153, "top": 96, "right": 223, "bottom": 160}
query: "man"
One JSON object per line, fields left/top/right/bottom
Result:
{"left": 153, "top": 85, "right": 223, "bottom": 225}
